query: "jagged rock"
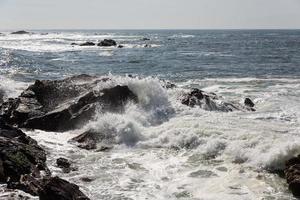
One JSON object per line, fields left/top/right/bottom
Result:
{"left": 0, "top": 120, "right": 48, "bottom": 182}
{"left": 39, "top": 176, "right": 90, "bottom": 200}
{"left": 11, "top": 31, "right": 30, "bottom": 35}
{"left": 70, "top": 130, "right": 98, "bottom": 150}
{"left": 244, "top": 98, "right": 255, "bottom": 108}
{"left": 9, "top": 175, "right": 89, "bottom": 200}
{"left": 1, "top": 75, "right": 136, "bottom": 132}
{"left": 79, "top": 42, "right": 95, "bottom": 46}
{"left": 181, "top": 88, "right": 254, "bottom": 112}
{"left": 97, "top": 39, "right": 117, "bottom": 47}
{"left": 285, "top": 155, "right": 300, "bottom": 197}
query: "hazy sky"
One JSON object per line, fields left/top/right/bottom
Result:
{"left": 1, "top": 0, "right": 300, "bottom": 29}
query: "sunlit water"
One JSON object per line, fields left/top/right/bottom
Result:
{"left": 0, "top": 30, "right": 300, "bottom": 200}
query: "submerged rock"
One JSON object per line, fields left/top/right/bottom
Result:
{"left": 97, "top": 39, "right": 117, "bottom": 47}
{"left": 11, "top": 31, "right": 30, "bottom": 35}
{"left": 0, "top": 75, "right": 137, "bottom": 132}
{"left": 285, "top": 155, "right": 300, "bottom": 197}
{"left": 79, "top": 42, "right": 96, "bottom": 46}
{"left": 117, "top": 45, "right": 124, "bottom": 48}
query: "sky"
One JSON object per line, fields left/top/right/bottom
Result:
{"left": 0, "top": 0, "right": 300, "bottom": 30}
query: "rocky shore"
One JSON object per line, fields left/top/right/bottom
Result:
{"left": 1, "top": 74, "right": 297, "bottom": 199}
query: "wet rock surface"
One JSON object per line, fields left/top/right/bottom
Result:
{"left": 181, "top": 88, "right": 255, "bottom": 112}
{"left": 285, "top": 155, "right": 300, "bottom": 197}
{"left": 0, "top": 75, "right": 138, "bottom": 132}
{"left": 97, "top": 39, "right": 117, "bottom": 47}
{"left": 79, "top": 42, "right": 96, "bottom": 46}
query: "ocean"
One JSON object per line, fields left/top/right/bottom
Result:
{"left": 0, "top": 30, "right": 300, "bottom": 199}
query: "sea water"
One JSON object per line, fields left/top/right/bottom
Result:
{"left": 0, "top": 30, "right": 300, "bottom": 200}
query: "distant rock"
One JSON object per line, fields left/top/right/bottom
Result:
{"left": 285, "top": 155, "right": 300, "bottom": 197}
{"left": 144, "top": 44, "right": 151, "bottom": 48}
{"left": 97, "top": 39, "right": 117, "bottom": 47}
{"left": 11, "top": 30, "right": 30, "bottom": 35}
{"left": 141, "top": 37, "right": 150, "bottom": 41}
{"left": 118, "top": 45, "right": 124, "bottom": 48}
{"left": 79, "top": 42, "right": 96, "bottom": 46}
{"left": 71, "top": 42, "right": 78, "bottom": 46}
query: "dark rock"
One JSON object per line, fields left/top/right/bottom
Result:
{"left": 70, "top": 130, "right": 98, "bottom": 150}
{"left": 97, "top": 39, "right": 117, "bottom": 47}
{"left": 0, "top": 120, "right": 48, "bottom": 182}
{"left": 141, "top": 38, "right": 150, "bottom": 41}
{"left": 181, "top": 88, "right": 252, "bottom": 112}
{"left": 144, "top": 44, "right": 151, "bottom": 48}
{"left": 11, "top": 31, "right": 30, "bottom": 35}
{"left": 71, "top": 43, "right": 78, "bottom": 46}
{"left": 244, "top": 98, "right": 255, "bottom": 108}
{"left": 80, "top": 177, "right": 95, "bottom": 182}
{"left": 117, "top": 45, "right": 124, "bottom": 48}
{"left": 285, "top": 155, "right": 300, "bottom": 197}
{"left": 39, "top": 176, "right": 90, "bottom": 200}
{"left": 56, "top": 158, "right": 71, "bottom": 169}
{"left": 0, "top": 88, "right": 5, "bottom": 104}
{"left": 79, "top": 42, "right": 95, "bottom": 46}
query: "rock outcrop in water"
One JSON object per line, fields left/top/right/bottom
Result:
{"left": 79, "top": 42, "right": 96, "bottom": 46}
{"left": 11, "top": 30, "right": 30, "bottom": 35}
{"left": 0, "top": 75, "right": 138, "bottom": 131}
{"left": 181, "top": 88, "right": 255, "bottom": 112}
{"left": 285, "top": 155, "right": 300, "bottom": 197}
{"left": 97, "top": 39, "right": 117, "bottom": 47}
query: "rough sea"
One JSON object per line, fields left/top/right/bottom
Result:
{"left": 0, "top": 30, "right": 300, "bottom": 199}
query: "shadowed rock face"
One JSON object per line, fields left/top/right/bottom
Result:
{"left": 0, "top": 119, "right": 48, "bottom": 182}
{"left": 181, "top": 88, "right": 255, "bottom": 112}
{"left": 285, "top": 155, "right": 300, "bottom": 197}
{"left": 97, "top": 39, "right": 117, "bottom": 47}
{"left": 0, "top": 75, "right": 138, "bottom": 132}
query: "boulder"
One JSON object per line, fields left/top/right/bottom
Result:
{"left": 0, "top": 75, "right": 138, "bottom": 132}
{"left": 56, "top": 158, "right": 71, "bottom": 169}
{"left": 39, "top": 176, "right": 90, "bottom": 200}
{"left": 0, "top": 120, "right": 48, "bottom": 182}
{"left": 70, "top": 130, "right": 98, "bottom": 150}
{"left": 117, "top": 45, "right": 124, "bottom": 48}
{"left": 97, "top": 39, "right": 117, "bottom": 47}
{"left": 11, "top": 31, "right": 30, "bottom": 35}
{"left": 244, "top": 98, "right": 255, "bottom": 108}
{"left": 71, "top": 43, "right": 78, "bottom": 46}
{"left": 285, "top": 155, "right": 300, "bottom": 197}
{"left": 79, "top": 42, "right": 96, "bottom": 46}
{"left": 181, "top": 88, "right": 254, "bottom": 112}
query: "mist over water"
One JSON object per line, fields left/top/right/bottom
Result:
{"left": 0, "top": 30, "right": 300, "bottom": 199}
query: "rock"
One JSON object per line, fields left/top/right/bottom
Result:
{"left": 285, "top": 155, "right": 300, "bottom": 197}
{"left": 1, "top": 75, "right": 137, "bottom": 132}
{"left": 71, "top": 42, "right": 78, "bottom": 45}
{"left": 8, "top": 175, "right": 89, "bottom": 199}
{"left": 39, "top": 176, "right": 90, "bottom": 200}
{"left": 97, "top": 39, "right": 117, "bottom": 47}
{"left": 141, "top": 38, "right": 150, "bottom": 41}
{"left": 56, "top": 158, "right": 71, "bottom": 169}
{"left": 70, "top": 130, "right": 98, "bottom": 150}
{"left": 0, "top": 88, "right": 5, "bottom": 104}
{"left": 117, "top": 45, "right": 124, "bottom": 48}
{"left": 144, "top": 44, "right": 151, "bottom": 48}
{"left": 0, "top": 120, "right": 48, "bottom": 182}
{"left": 181, "top": 88, "right": 252, "bottom": 112}
{"left": 11, "top": 31, "right": 30, "bottom": 35}
{"left": 244, "top": 98, "right": 255, "bottom": 108}
{"left": 79, "top": 42, "right": 95, "bottom": 46}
